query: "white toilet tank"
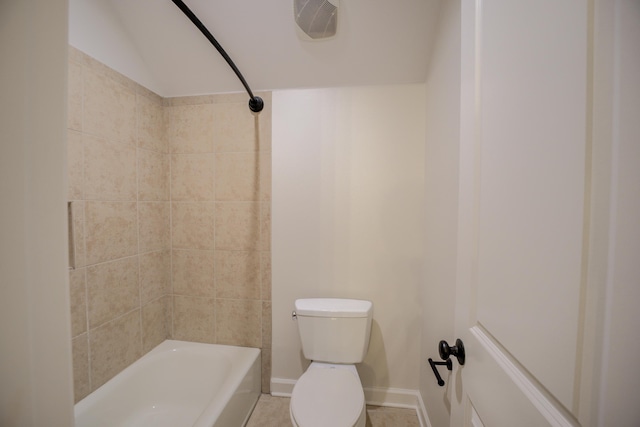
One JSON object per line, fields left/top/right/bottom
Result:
{"left": 294, "top": 298, "right": 373, "bottom": 364}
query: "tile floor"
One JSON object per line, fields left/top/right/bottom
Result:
{"left": 246, "top": 394, "right": 421, "bottom": 427}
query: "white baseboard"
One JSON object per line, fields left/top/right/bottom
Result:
{"left": 270, "top": 377, "right": 295, "bottom": 397}
{"left": 270, "top": 378, "right": 432, "bottom": 427}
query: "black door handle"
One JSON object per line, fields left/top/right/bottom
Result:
{"left": 428, "top": 358, "right": 452, "bottom": 386}
{"left": 439, "top": 338, "right": 465, "bottom": 365}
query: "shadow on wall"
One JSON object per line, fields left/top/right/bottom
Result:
{"left": 357, "top": 320, "right": 389, "bottom": 389}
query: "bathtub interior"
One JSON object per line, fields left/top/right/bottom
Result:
{"left": 75, "top": 340, "right": 261, "bottom": 427}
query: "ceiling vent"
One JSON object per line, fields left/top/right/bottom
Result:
{"left": 294, "top": 0, "right": 339, "bottom": 40}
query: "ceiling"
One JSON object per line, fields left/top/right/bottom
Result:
{"left": 69, "top": 0, "right": 442, "bottom": 97}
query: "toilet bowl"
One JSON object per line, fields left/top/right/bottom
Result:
{"left": 290, "top": 362, "right": 366, "bottom": 427}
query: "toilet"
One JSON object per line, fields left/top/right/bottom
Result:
{"left": 290, "top": 298, "right": 373, "bottom": 427}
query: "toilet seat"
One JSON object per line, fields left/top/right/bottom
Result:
{"left": 291, "top": 367, "right": 364, "bottom": 427}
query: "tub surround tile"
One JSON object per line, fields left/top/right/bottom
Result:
{"left": 168, "top": 103, "right": 215, "bottom": 153}
{"left": 254, "top": 96, "right": 272, "bottom": 153}
{"left": 171, "top": 249, "right": 215, "bottom": 297}
{"left": 139, "top": 250, "right": 171, "bottom": 304}
{"left": 260, "top": 350, "right": 272, "bottom": 395}
{"left": 89, "top": 310, "right": 142, "bottom": 390}
{"left": 81, "top": 52, "right": 139, "bottom": 93}
{"left": 83, "top": 134, "right": 137, "bottom": 201}
{"left": 173, "top": 296, "right": 216, "bottom": 343}
{"left": 260, "top": 252, "right": 271, "bottom": 301}
{"left": 67, "top": 130, "right": 84, "bottom": 200}
{"left": 261, "top": 202, "right": 271, "bottom": 252}
{"left": 138, "top": 149, "right": 170, "bottom": 201}
{"left": 85, "top": 201, "right": 138, "bottom": 265}
{"left": 67, "top": 59, "right": 83, "bottom": 132}
{"left": 83, "top": 68, "right": 137, "bottom": 146}
{"left": 212, "top": 102, "right": 258, "bottom": 153}
{"left": 70, "top": 201, "right": 87, "bottom": 268}
{"left": 215, "top": 152, "right": 259, "bottom": 201}
{"left": 69, "top": 268, "right": 87, "bottom": 337}
{"left": 138, "top": 202, "right": 170, "bottom": 252}
{"left": 86, "top": 257, "right": 140, "bottom": 328}
{"left": 137, "top": 94, "right": 167, "bottom": 153}
{"left": 216, "top": 299, "right": 261, "bottom": 348}
{"left": 142, "top": 296, "right": 171, "bottom": 353}
{"left": 171, "top": 153, "right": 215, "bottom": 201}
{"left": 72, "top": 334, "right": 91, "bottom": 403}
{"left": 171, "top": 202, "right": 215, "bottom": 250}
{"left": 215, "top": 251, "right": 260, "bottom": 300}
{"left": 260, "top": 152, "right": 272, "bottom": 201}
{"left": 261, "top": 301, "right": 272, "bottom": 350}
{"left": 68, "top": 50, "right": 272, "bottom": 404}
{"left": 214, "top": 202, "right": 260, "bottom": 251}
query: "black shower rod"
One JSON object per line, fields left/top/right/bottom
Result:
{"left": 171, "top": 0, "right": 264, "bottom": 113}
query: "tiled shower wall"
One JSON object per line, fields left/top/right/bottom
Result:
{"left": 67, "top": 47, "right": 272, "bottom": 402}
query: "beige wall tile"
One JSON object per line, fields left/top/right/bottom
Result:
{"left": 137, "top": 94, "right": 167, "bottom": 153}
{"left": 139, "top": 250, "right": 171, "bottom": 304}
{"left": 212, "top": 102, "right": 258, "bottom": 152}
{"left": 83, "top": 135, "right": 137, "bottom": 201}
{"left": 68, "top": 60, "right": 83, "bottom": 131}
{"left": 69, "top": 268, "right": 87, "bottom": 337}
{"left": 216, "top": 299, "right": 261, "bottom": 347}
{"left": 67, "top": 130, "right": 84, "bottom": 200}
{"left": 142, "top": 296, "right": 170, "bottom": 353}
{"left": 171, "top": 153, "right": 215, "bottom": 201}
{"left": 261, "top": 351, "right": 272, "bottom": 394}
{"left": 83, "top": 53, "right": 139, "bottom": 93}
{"left": 83, "top": 68, "right": 136, "bottom": 146}
{"left": 72, "top": 334, "right": 90, "bottom": 403}
{"left": 260, "top": 152, "right": 272, "bottom": 201}
{"left": 172, "top": 296, "right": 215, "bottom": 343}
{"left": 168, "top": 104, "right": 214, "bottom": 153}
{"left": 215, "top": 251, "right": 260, "bottom": 300}
{"left": 85, "top": 201, "right": 138, "bottom": 265}
{"left": 171, "top": 249, "right": 215, "bottom": 297}
{"left": 138, "top": 149, "right": 169, "bottom": 201}
{"left": 261, "top": 202, "right": 271, "bottom": 252}
{"left": 71, "top": 201, "right": 87, "bottom": 268}
{"left": 215, "top": 152, "right": 259, "bottom": 201}
{"left": 89, "top": 310, "right": 142, "bottom": 389}
{"left": 256, "top": 101, "right": 272, "bottom": 152}
{"left": 260, "top": 252, "right": 271, "bottom": 301}
{"left": 139, "top": 202, "right": 170, "bottom": 252}
{"left": 171, "top": 202, "right": 215, "bottom": 250}
{"left": 67, "top": 51, "right": 274, "bottom": 403}
{"left": 215, "top": 202, "right": 260, "bottom": 251}
{"left": 262, "top": 301, "right": 272, "bottom": 349}
{"left": 86, "top": 257, "right": 139, "bottom": 328}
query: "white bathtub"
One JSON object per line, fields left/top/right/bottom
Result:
{"left": 75, "top": 340, "right": 261, "bottom": 427}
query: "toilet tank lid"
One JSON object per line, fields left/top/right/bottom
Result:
{"left": 294, "top": 298, "right": 373, "bottom": 318}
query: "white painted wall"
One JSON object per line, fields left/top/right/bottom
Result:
{"left": 271, "top": 85, "right": 426, "bottom": 397}
{"left": 596, "top": 1, "right": 640, "bottom": 424}
{"left": 0, "top": 0, "right": 74, "bottom": 425}
{"left": 419, "top": 1, "right": 461, "bottom": 426}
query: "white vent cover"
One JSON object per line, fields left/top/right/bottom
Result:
{"left": 294, "top": 0, "right": 339, "bottom": 40}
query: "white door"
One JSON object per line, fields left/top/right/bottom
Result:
{"left": 451, "top": 1, "right": 591, "bottom": 425}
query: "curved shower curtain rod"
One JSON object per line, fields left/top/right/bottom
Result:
{"left": 171, "top": 0, "right": 264, "bottom": 113}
